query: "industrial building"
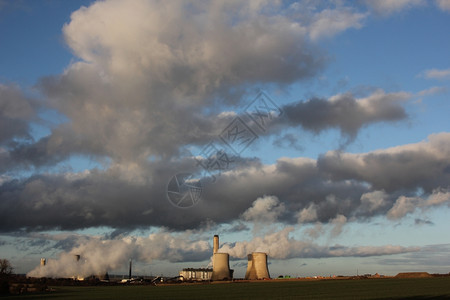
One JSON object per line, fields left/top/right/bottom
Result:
{"left": 179, "top": 268, "right": 213, "bottom": 281}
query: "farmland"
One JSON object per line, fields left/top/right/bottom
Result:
{"left": 3, "top": 277, "right": 450, "bottom": 299}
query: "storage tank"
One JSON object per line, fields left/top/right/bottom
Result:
{"left": 245, "top": 252, "right": 270, "bottom": 280}
{"left": 211, "top": 253, "right": 232, "bottom": 280}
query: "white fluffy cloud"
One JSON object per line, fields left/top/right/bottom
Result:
{"left": 387, "top": 189, "right": 450, "bottom": 220}
{"left": 242, "top": 195, "right": 286, "bottom": 224}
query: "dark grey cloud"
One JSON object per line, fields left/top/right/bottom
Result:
{"left": 273, "top": 133, "right": 304, "bottom": 151}
{"left": 2, "top": 133, "right": 449, "bottom": 232}
{"left": 414, "top": 218, "right": 434, "bottom": 226}
{"left": 317, "top": 133, "right": 450, "bottom": 193}
{"left": 282, "top": 90, "right": 409, "bottom": 142}
{"left": 0, "top": 84, "right": 37, "bottom": 144}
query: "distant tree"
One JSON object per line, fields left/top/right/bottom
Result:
{"left": 0, "top": 259, "right": 13, "bottom": 276}
{"left": 0, "top": 259, "right": 13, "bottom": 295}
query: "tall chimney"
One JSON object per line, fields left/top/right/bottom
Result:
{"left": 129, "top": 259, "right": 132, "bottom": 279}
{"left": 213, "top": 235, "right": 219, "bottom": 254}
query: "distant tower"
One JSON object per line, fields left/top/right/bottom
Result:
{"left": 211, "top": 235, "right": 232, "bottom": 280}
{"left": 213, "top": 235, "right": 219, "bottom": 254}
{"left": 40, "top": 258, "right": 46, "bottom": 266}
{"left": 245, "top": 252, "right": 270, "bottom": 280}
{"left": 129, "top": 259, "right": 132, "bottom": 279}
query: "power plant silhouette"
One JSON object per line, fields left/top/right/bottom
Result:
{"left": 180, "top": 235, "right": 270, "bottom": 281}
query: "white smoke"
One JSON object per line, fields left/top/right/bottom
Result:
{"left": 27, "top": 231, "right": 210, "bottom": 278}
{"left": 219, "top": 227, "right": 419, "bottom": 259}
{"left": 27, "top": 226, "right": 420, "bottom": 278}
{"left": 241, "top": 195, "right": 286, "bottom": 224}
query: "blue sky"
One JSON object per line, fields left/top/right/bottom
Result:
{"left": 1, "top": 0, "right": 450, "bottom": 278}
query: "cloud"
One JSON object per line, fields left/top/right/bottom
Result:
{"left": 308, "top": 8, "right": 367, "bottom": 41}
{"left": 317, "top": 132, "right": 450, "bottom": 193}
{"left": 414, "top": 218, "right": 434, "bottom": 226}
{"left": 364, "top": 0, "right": 425, "bottom": 15}
{"left": 0, "top": 1, "right": 449, "bottom": 242}
{"left": 0, "top": 0, "right": 330, "bottom": 172}
{"left": 436, "top": 0, "right": 450, "bottom": 12}
{"left": 282, "top": 90, "right": 410, "bottom": 141}
{"left": 421, "top": 68, "right": 450, "bottom": 80}
{"left": 219, "top": 227, "right": 419, "bottom": 259}
{"left": 297, "top": 204, "right": 318, "bottom": 223}
{"left": 272, "top": 133, "right": 303, "bottom": 151}
{"left": 27, "top": 230, "right": 211, "bottom": 278}
{"left": 241, "top": 195, "right": 285, "bottom": 224}
{"left": 0, "top": 84, "right": 38, "bottom": 144}
{"left": 358, "top": 190, "right": 389, "bottom": 215}
{"left": 416, "top": 86, "right": 447, "bottom": 96}
{"left": 376, "top": 244, "right": 450, "bottom": 271}
{"left": 387, "top": 188, "right": 450, "bottom": 220}
{"left": 329, "top": 214, "right": 347, "bottom": 237}
{"left": 2, "top": 133, "right": 450, "bottom": 232}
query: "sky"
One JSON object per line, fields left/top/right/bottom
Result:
{"left": 0, "top": 0, "right": 450, "bottom": 278}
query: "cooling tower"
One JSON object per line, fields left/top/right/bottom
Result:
{"left": 40, "top": 258, "right": 46, "bottom": 266}
{"left": 211, "top": 253, "right": 232, "bottom": 281}
{"left": 245, "top": 252, "right": 270, "bottom": 280}
{"left": 213, "top": 235, "right": 219, "bottom": 254}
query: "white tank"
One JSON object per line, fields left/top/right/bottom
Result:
{"left": 245, "top": 252, "right": 270, "bottom": 280}
{"left": 211, "top": 253, "right": 232, "bottom": 280}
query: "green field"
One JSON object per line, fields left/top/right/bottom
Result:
{"left": 3, "top": 277, "right": 450, "bottom": 299}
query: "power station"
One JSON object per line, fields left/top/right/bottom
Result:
{"left": 39, "top": 234, "right": 270, "bottom": 281}
{"left": 180, "top": 235, "right": 269, "bottom": 281}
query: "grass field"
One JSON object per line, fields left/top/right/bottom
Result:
{"left": 3, "top": 277, "right": 450, "bottom": 299}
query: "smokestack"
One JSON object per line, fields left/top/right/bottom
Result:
{"left": 213, "top": 235, "right": 219, "bottom": 254}
{"left": 129, "top": 259, "right": 132, "bottom": 279}
{"left": 244, "top": 252, "right": 270, "bottom": 280}
{"left": 40, "top": 258, "right": 46, "bottom": 266}
{"left": 211, "top": 235, "right": 232, "bottom": 280}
